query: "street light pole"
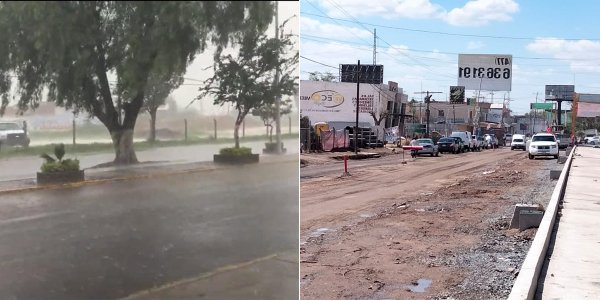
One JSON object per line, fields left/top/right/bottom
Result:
{"left": 274, "top": 1, "right": 282, "bottom": 154}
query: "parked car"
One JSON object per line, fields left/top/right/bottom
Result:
{"left": 415, "top": 138, "right": 439, "bottom": 157}
{"left": 0, "top": 121, "right": 30, "bottom": 148}
{"left": 528, "top": 133, "right": 559, "bottom": 159}
{"left": 450, "top": 136, "right": 466, "bottom": 153}
{"left": 471, "top": 135, "right": 483, "bottom": 151}
{"left": 588, "top": 136, "right": 600, "bottom": 145}
{"left": 451, "top": 131, "right": 474, "bottom": 151}
{"left": 477, "top": 136, "right": 488, "bottom": 149}
{"left": 510, "top": 134, "right": 526, "bottom": 151}
{"left": 485, "top": 134, "right": 499, "bottom": 149}
{"left": 437, "top": 137, "right": 459, "bottom": 154}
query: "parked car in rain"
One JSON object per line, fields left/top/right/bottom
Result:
{"left": 437, "top": 137, "right": 459, "bottom": 154}
{"left": 0, "top": 121, "right": 30, "bottom": 148}
{"left": 415, "top": 138, "right": 439, "bottom": 157}
{"left": 528, "top": 133, "right": 559, "bottom": 159}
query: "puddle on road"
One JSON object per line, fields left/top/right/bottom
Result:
{"left": 309, "top": 227, "right": 331, "bottom": 237}
{"left": 405, "top": 278, "right": 432, "bottom": 293}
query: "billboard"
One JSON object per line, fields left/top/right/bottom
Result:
{"left": 457, "top": 54, "right": 512, "bottom": 91}
{"left": 485, "top": 109, "right": 503, "bottom": 123}
{"left": 340, "top": 64, "right": 384, "bottom": 84}
{"left": 299, "top": 80, "right": 385, "bottom": 125}
{"left": 545, "top": 85, "right": 574, "bottom": 100}
{"left": 450, "top": 86, "right": 465, "bottom": 103}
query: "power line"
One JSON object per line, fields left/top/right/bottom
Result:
{"left": 301, "top": 11, "right": 600, "bottom": 42}
{"left": 301, "top": 34, "right": 600, "bottom": 63}
{"left": 300, "top": 55, "right": 339, "bottom": 69}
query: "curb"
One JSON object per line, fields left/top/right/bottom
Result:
{"left": 0, "top": 155, "right": 298, "bottom": 195}
{"left": 507, "top": 146, "right": 576, "bottom": 300}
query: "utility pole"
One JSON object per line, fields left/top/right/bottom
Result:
{"left": 355, "top": 60, "right": 361, "bottom": 154}
{"left": 530, "top": 92, "right": 538, "bottom": 136}
{"left": 373, "top": 28, "right": 376, "bottom": 65}
{"left": 414, "top": 91, "right": 442, "bottom": 138}
{"left": 453, "top": 104, "right": 456, "bottom": 124}
{"left": 274, "top": 1, "right": 282, "bottom": 154}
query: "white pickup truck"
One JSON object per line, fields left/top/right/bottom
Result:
{"left": 0, "top": 121, "right": 30, "bottom": 148}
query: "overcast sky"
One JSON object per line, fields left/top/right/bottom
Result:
{"left": 300, "top": 0, "right": 600, "bottom": 115}
{"left": 172, "top": 1, "right": 299, "bottom": 116}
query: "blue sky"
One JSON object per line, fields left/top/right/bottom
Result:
{"left": 300, "top": 0, "right": 600, "bottom": 114}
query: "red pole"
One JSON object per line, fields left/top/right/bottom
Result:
{"left": 344, "top": 155, "right": 348, "bottom": 173}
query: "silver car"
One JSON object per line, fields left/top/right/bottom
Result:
{"left": 415, "top": 138, "right": 439, "bottom": 157}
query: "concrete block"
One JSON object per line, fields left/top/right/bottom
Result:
{"left": 557, "top": 156, "right": 567, "bottom": 164}
{"left": 510, "top": 204, "right": 540, "bottom": 229}
{"left": 550, "top": 170, "right": 562, "bottom": 180}
{"left": 519, "top": 210, "right": 544, "bottom": 231}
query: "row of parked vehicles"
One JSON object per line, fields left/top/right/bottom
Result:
{"left": 410, "top": 131, "right": 501, "bottom": 157}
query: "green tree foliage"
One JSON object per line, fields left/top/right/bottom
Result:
{"left": 252, "top": 98, "right": 293, "bottom": 142}
{"left": 142, "top": 75, "right": 183, "bottom": 143}
{"left": 196, "top": 19, "right": 298, "bottom": 149}
{"left": 0, "top": 1, "right": 274, "bottom": 164}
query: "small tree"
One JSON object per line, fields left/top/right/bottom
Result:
{"left": 369, "top": 110, "right": 389, "bottom": 126}
{"left": 196, "top": 22, "right": 298, "bottom": 149}
{"left": 142, "top": 75, "right": 183, "bottom": 143}
{"left": 252, "top": 98, "right": 293, "bottom": 142}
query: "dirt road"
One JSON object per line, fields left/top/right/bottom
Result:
{"left": 300, "top": 147, "right": 558, "bottom": 299}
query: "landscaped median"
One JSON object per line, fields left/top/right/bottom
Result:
{"left": 0, "top": 153, "right": 298, "bottom": 195}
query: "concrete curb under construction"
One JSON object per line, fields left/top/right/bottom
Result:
{"left": 507, "top": 146, "right": 576, "bottom": 300}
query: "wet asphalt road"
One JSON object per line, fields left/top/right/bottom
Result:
{"left": 0, "top": 161, "right": 298, "bottom": 299}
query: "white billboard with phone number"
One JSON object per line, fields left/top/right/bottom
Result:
{"left": 458, "top": 54, "right": 512, "bottom": 91}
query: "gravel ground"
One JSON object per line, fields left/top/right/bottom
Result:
{"left": 430, "top": 157, "right": 557, "bottom": 300}
{"left": 301, "top": 147, "right": 561, "bottom": 299}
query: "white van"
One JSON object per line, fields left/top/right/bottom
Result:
{"left": 451, "top": 131, "right": 474, "bottom": 151}
{"left": 510, "top": 134, "right": 526, "bottom": 151}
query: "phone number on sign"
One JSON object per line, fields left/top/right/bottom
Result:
{"left": 458, "top": 67, "right": 510, "bottom": 79}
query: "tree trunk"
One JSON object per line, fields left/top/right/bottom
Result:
{"left": 269, "top": 125, "right": 273, "bottom": 142}
{"left": 149, "top": 108, "right": 157, "bottom": 143}
{"left": 234, "top": 120, "right": 241, "bottom": 149}
{"left": 111, "top": 129, "right": 138, "bottom": 164}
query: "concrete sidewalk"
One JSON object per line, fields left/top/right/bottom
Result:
{"left": 538, "top": 147, "right": 600, "bottom": 299}
{"left": 120, "top": 251, "right": 298, "bottom": 300}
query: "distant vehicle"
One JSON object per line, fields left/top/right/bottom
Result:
{"left": 554, "top": 133, "right": 570, "bottom": 149}
{"left": 484, "top": 134, "right": 499, "bottom": 149}
{"left": 477, "top": 136, "right": 488, "bottom": 149}
{"left": 450, "top": 136, "right": 466, "bottom": 153}
{"left": 0, "top": 122, "right": 30, "bottom": 148}
{"left": 510, "top": 134, "right": 526, "bottom": 151}
{"left": 415, "top": 138, "right": 439, "bottom": 157}
{"left": 528, "top": 133, "right": 559, "bottom": 159}
{"left": 451, "top": 131, "right": 474, "bottom": 151}
{"left": 504, "top": 133, "right": 513, "bottom": 145}
{"left": 588, "top": 136, "right": 600, "bottom": 145}
{"left": 471, "top": 135, "right": 482, "bottom": 151}
{"left": 437, "top": 137, "right": 459, "bottom": 154}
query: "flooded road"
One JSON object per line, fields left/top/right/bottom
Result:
{"left": 0, "top": 161, "right": 298, "bottom": 299}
